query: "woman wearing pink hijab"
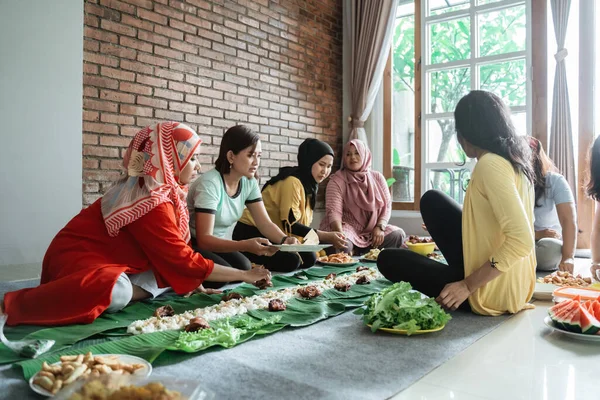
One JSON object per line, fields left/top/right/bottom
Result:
{"left": 320, "top": 139, "right": 405, "bottom": 255}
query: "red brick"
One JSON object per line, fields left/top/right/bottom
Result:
{"left": 101, "top": 159, "right": 126, "bottom": 170}
{"left": 85, "top": 27, "right": 118, "bottom": 43}
{"left": 170, "top": 39, "right": 198, "bottom": 55}
{"left": 100, "top": 43, "right": 137, "bottom": 60}
{"left": 154, "top": 88, "right": 184, "bottom": 101}
{"left": 213, "top": 5, "right": 237, "bottom": 19}
{"left": 186, "top": 0, "right": 211, "bottom": 9}
{"left": 136, "top": 75, "right": 167, "bottom": 88}
{"left": 84, "top": 52, "right": 119, "bottom": 67}
{"left": 120, "top": 36, "right": 153, "bottom": 53}
{"left": 84, "top": 170, "right": 123, "bottom": 181}
{"left": 155, "top": 3, "right": 184, "bottom": 20}
{"left": 99, "top": 0, "right": 136, "bottom": 14}
{"left": 213, "top": 80, "right": 237, "bottom": 93}
{"left": 100, "top": 114, "right": 136, "bottom": 125}
{"left": 155, "top": 68, "right": 184, "bottom": 81}
{"left": 83, "top": 110, "right": 100, "bottom": 122}
{"left": 247, "top": 9, "right": 269, "bottom": 24}
{"left": 137, "top": 8, "right": 167, "bottom": 25}
{"left": 84, "top": 75, "right": 119, "bottom": 90}
{"left": 154, "top": 46, "right": 184, "bottom": 60}
{"left": 184, "top": 33, "right": 210, "bottom": 48}
{"left": 186, "top": 76, "right": 214, "bottom": 88}
{"left": 119, "top": 82, "right": 152, "bottom": 95}
{"left": 83, "top": 160, "right": 100, "bottom": 170}
{"left": 100, "top": 89, "right": 135, "bottom": 103}
{"left": 185, "top": 114, "right": 212, "bottom": 125}
{"left": 170, "top": 60, "right": 200, "bottom": 74}
{"left": 169, "top": 0, "right": 197, "bottom": 14}
{"left": 168, "top": 81, "right": 196, "bottom": 94}
{"left": 137, "top": 53, "right": 169, "bottom": 67}
{"left": 185, "top": 94, "right": 212, "bottom": 106}
{"left": 120, "top": 60, "right": 154, "bottom": 75}
{"left": 121, "top": 14, "right": 154, "bottom": 31}
{"left": 155, "top": 109, "right": 184, "bottom": 121}
{"left": 84, "top": 40, "right": 100, "bottom": 52}
{"left": 185, "top": 14, "right": 211, "bottom": 29}
{"left": 85, "top": 2, "right": 104, "bottom": 17}
{"left": 84, "top": 87, "right": 100, "bottom": 98}
{"left": 100, "top": 66, "right": 135, "bottom": 81}
{"left": 101, "top": 20, "right": 137, "bottom": 37}
{"left": 84, "top": 145, "right": 120, "bottom": 157}
{"left": 137, "top": 95, "right": 168, "bottom": 109}
{"left": 155, "top": 24, "right": 185, "bottom": 40}
{"left": 121, "top": 104, "right": 153, "bottom": 117}
{"left": 84, "top": 63, "right": 99, "bottom": 75}
{"left": 169, "top": 101, "right": 197, "bottom": 113}
{"left": 85, "top": 14, "right": 99, "bottom": 28}
{"left": 213, "top": 24, "right": 237, "bottom": 38}
{"left": 224, "top": 20, "right": 247, "bottom": 33}
{"left": 84, "top": 99, "right": 118, "bottom": 114}
{"left": 224, "top": 93, "right": 245, "bottom": 103}
{"left": 137, "top": 30, "right": 169, "bottom": 46}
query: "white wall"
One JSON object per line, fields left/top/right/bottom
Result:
{"left": 0, "top": 0, "right": 84, "bottom": 267}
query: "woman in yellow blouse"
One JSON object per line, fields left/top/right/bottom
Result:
{"left": 234, "top": 138, "right": 345, "bottom": 271}
{"left": 378, "top": 90, "right": 536, "bottom": 315}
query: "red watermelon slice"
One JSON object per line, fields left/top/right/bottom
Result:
{"left": 579, "top": 304, "right": 600, "bottom": 335}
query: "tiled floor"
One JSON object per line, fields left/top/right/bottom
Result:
{"left": 0, "top": 263, "right": 41, "bottom": 282}
{"left": 391, "top": 258, "right": 598, "bottom": 400}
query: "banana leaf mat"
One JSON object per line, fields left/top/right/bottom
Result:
{"left": 0, "top": 265, "right": 391, "bottom": 379}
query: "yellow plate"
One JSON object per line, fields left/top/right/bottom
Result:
{"left": 367, "top": 324, "right": 445, "bottom": 335}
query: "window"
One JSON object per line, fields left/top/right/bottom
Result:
{"left": 384, "top": 0, "right": 531, "bottom": 209}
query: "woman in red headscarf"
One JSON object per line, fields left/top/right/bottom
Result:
{"left": 320, "top": 139, "right": 405, "bottom": 255}
{"left": 1, "top": 122, "right": 269, "bottom": 326}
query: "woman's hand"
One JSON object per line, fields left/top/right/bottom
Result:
{"left": 535, "top": 229, "right": 561, "bottom": 240}
{"left": 243, "top": 267, "right": 271, "bottom": 284}
{"left": 435, "top": 280, "right": 472, "bottom": 311}
{"left": 323, "top": 231, "right": 347, "bottom": 249}
{"left": 283, "top": 236, "right": 299, "bottom": 245}
{"left": 243, "top": 238, "right": 277, "bottom": 256}
{"left": 184, "top": 284, "right": 223, "bottom": 298}
{"left": 591, "top": 263, "right": 600, "bottom": 282}
{"left": 372, "top": 227, "right": 385, "bottom": 248}
{"left": 558, "top": 257, "right": 575, "bottom": 274}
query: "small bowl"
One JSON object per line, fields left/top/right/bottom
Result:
{"left": 406, "top": 242, "right": 436, "bottom": 256}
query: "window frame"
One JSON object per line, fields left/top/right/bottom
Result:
{"left": 384, "top": 0, "right": 533, "bottom": 209}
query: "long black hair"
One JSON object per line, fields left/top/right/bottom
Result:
{"left": 454, "top": 90, "right": 534, "bottom": 183}
{"left": 586, "top": 136, "right": 600, "bottom": 201}
{"left": 262, "top": 138, "right": 334, "bottom": 209}
{"left": 529, "top": 136, "right": 558, "bottom": 207}
{"left": 214, "top": 125, "right": 260, "bottom": 175}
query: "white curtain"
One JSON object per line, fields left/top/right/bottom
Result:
{"left": 346, "top": 0, "right": 399, "bottom": 146}
{"left": 549, "top": 0, "right": 576, "bottom": 203}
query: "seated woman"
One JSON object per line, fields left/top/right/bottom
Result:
{"left": 529, "top": 137, "right": 577, "bottom": 273}
{"left": 0, "top": 122, "right": 270, "bottom": 326}
{"left": 188, "top": 125, "right": 299, "bottom": 273}
{"left": 234, "top": 138, "right": 345, "bottom": 269}
{"left": 378, "top": 90, "right": 536, "bottom": 315}
{"left": 586, "top": 136, "right": 600, "bottom": 281}
{"left": 319, "top": 139, "right": 405, "bottom": 255}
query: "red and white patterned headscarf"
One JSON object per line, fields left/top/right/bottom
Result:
{"left": 101, "top": 122, "right": 201, "bottom": 242}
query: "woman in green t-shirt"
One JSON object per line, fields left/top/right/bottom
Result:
{"left": 188, "top": 125, "right": 299, "bottom": 273}
{"left": 234, "top": 138, "right": 346, "bottom": 270}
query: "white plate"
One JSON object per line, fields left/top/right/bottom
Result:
{"left": 533, "top": 282, "right": 558, "bottom": 301}
{"left": 29, "top": 354, "right": 152, "bottom": 397}
{"left": 272, "top": 244, "right": 332, "bottom": 252}
{"left": 317, "top": 260, "right": 359, "bottom": 267}
{"left": 543, "top": 316, "right": 600, "bottom": 342}
{"left": 360, "top": 257, "right": 378, "bottom": 263}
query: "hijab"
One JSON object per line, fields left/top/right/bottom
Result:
{"left": 101, "top": 122, "right": 201, "bottom": 242}
{"left": 263, "top": 138, "right": 334, "bottom": 209}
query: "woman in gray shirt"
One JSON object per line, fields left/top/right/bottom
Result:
{"left": 530, "top": 137, "right": 577, "bottom": 273}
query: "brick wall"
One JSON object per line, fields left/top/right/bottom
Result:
{"left": 82, "top": 0, "right": 343, "bottom": 206}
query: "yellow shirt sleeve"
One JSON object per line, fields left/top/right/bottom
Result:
{"left": 475, "top": 155, "right": 535, "bottom": 273}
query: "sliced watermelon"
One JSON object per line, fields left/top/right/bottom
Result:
{"left": 549, "top": 299, "right": 577, "bottom": 318}
{"left": 579, "top": 305, "right": 600, "bottom": 335}
{"left": 550, "top": 302, "right": 580, "bottom": 330}
{"left": 560, "top": 306, "right": 582, "bottom": 332}
{"left": 592, "top": 302, "right": 600, "bottom": 321}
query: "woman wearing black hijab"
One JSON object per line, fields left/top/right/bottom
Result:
{"left": 234, "top": 138, "right": 345, "bottom": 271}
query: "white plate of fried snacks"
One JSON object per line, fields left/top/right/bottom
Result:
{"left": 29, "top": 352, "right": 151, "bottom": 396}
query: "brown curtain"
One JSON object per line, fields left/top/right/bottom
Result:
{"left": 549, "top": 0, "right": 576, "bottom": 203}
{"left": 347, "top": 0, "right": 398, "bottom": 146}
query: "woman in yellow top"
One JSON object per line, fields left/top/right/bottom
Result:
{"left": 378, "top": 90, "right": 536, "bottom": 315}
{"left": 234, "top": 138, "right": 346, "bottom": 271}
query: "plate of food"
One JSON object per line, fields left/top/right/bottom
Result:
{"left": 543, "top": 316, "right": 600, "bottom": 342}
{"left": 317, "top": 252, "right": 359, "bottom": 266}
{"left": 405, "top": 235, "right": 436, "bottom": 256}
{"left": 537, "top": 271, "right": 592, "bottom": 288}
{"left": 360, "top": 248, "right": 381, "bottom": 263}
{"left": 272, "top": 244, "right": 332, "bottom": 252}
{"left": 367, "top": 324, "right": 445, "bottom": 335}
{"left": 29, "top": 352, "right": 151, "bottom": 396}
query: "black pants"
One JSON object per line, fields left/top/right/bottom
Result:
{"left": 232, "top": 222, "right": 316, "bottom": 273}
{"left": 193, "top": 248, "right": 252, "bottom": 289}
{"left": 377, "top": 190, "right": 470, "bottom": 310}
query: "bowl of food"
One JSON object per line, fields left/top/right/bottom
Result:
{"left": 405, "top": 235, "right": 435, "bottom": 256}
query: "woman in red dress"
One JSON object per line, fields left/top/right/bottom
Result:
{"left": 0, "top": 122, "right": 269, "bottom": 326}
